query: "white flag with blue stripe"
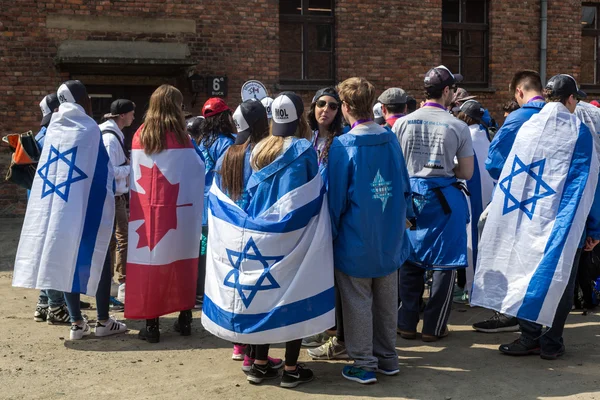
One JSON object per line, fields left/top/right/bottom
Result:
{"left": 471, "top": 102, "right": 599, "bottom": 327}
{"left": 13, "top": 102, "right": 115, "bottom": 296}
{"left": 202, "top": 174, "right": 335, "bottom": 344}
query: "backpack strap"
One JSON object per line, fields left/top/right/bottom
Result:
{"left": 102, "top": 129, "right": 130, "bottom": 163}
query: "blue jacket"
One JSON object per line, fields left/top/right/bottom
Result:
{"left": 245, "top": 138, "right": 318, "bottom": 217}
{"left": 35, "top": 126, "right": 47, "bottom": 150}
{"left": 198, "top": 134, "right": 234, "bottom": 226}
{"left": 486, "top": 101, "right": 545, "bottom": 180}
{"left": 327, "top": 122, "right": 411, "bottom": 278}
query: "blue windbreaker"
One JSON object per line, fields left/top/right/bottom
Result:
{"left": 198, "top": 134, "right": 234, "bottom": 226}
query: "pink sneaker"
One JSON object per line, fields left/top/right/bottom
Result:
{"left": 241, "top": 354, "right": 284, "bottom": 372}
{"left": 232, "top": 344, "right": 247, "bottom": 360}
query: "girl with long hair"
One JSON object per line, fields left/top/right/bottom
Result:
{"left": 125, "top": 84, "right": 205, "bottom": 343}
{"left": 308, "top": 87, "right": 344, "bottom": 168}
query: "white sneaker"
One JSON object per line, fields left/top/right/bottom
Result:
{"left": 117, "top": 283, "right": 125, "bottom": 303}
{"left": 70, "top": 321, "right": 91, "bottom": 340}
{"left": 95, "top": 316, "right": 128, "bottom": 337}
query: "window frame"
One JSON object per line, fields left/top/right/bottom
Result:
{"left": 442, "top": 0, "right": 490, "bottom": 87}
{"left": 581, "top": 3, "right": 600, "bottom": 90}
{"left": 279, "top": 0, "right": 336, "bottom": 86}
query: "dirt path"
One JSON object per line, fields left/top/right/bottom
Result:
{"left": 0, "top": 218, "right": 599, "bottom": 400}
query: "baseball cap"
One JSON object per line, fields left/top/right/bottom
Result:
{"left": 452, "top": 88, "right": 477, "bottom": 104}
{"left": 57, "top": 80, "right": 88, "bottom": 105}
{"left": 261, "top": 96, "right": 274, "bottom": 119}
{"left": 186, "top": 116, "right": 205, "bottom": 136}
{"left": 545, "top": 74, "right": 587, "bottom": 99}
{"left": 233, "top": 99, "right": 268, "bottom": 144}
{"left": 452, "top": 100, "right": 484, "bottom": 122}
{"left": 107, "top": 99, "right": 135, "bottom": 117}
{"left": 373, "top": 102, "right": 385, "bottom": 125}
{"left": 202, "top": 97, "right": 231, "bottom": 118}
{"left": 39, "top": 93, "right": 60, "bottom": 126}
{"left": 272, "top": 92, "right": 304, "bottom": 137}
{"left": 312, "top": 87, "right": 340, "bottom": 104}
{"left": 591, "top": 100, "right": 600, "bottom": 108}
{"left": 424, "top": 65, "right": 463, "bottom": 91}
{"left": 378, "top": 88, "right": 408, "bottom": 105}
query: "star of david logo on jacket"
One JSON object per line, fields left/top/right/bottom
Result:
{"left": 223, "top": 237, "right": 283, "bottom": 308}
{"left": 499, "top": 155, "right": 556, "bottom": 220}
{"left": 371, "top": 169, "right": 393, "bottom": 212}
{"left": 37, "top": 145, "right": 88, "bottom": 202}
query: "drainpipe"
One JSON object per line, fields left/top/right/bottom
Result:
{"left": 540, "top": 0, "right": 548, "bottom": 83}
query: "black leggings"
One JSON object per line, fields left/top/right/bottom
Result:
{"left": 248, "top": 339, "right": 303, "bottom": 367}
{"left": 333, "top": 282, "right": 345, "bottom": 342}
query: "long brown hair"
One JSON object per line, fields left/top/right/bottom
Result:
{"left": 251, "top": 117, "right": 311, "bottom": 171}
{"left": 140, "top": 85, "right": 187, "bottom": 154}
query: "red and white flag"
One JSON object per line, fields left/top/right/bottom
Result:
{"left": 125, "top": 130, "right": 205, "bottom": 319}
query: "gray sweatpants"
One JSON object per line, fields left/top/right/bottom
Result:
{"left": 335, "top": 268, "right": 399, "bottom": 371}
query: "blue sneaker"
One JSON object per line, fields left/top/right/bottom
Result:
{"left": 376, "top": 367, "right": 400, "bottom": 376}
{"left": 342, "top": 366, "right": 377, "bottom": 384}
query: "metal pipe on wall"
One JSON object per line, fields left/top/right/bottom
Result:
{"left": 540, "top": 0, "right": 548, "bottom": 84}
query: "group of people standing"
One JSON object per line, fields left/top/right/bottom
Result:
{"left": 13, "top": 63, "right": 600, "bottom": 389}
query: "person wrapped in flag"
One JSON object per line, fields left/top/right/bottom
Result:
{"left": 125, "top": 85, "right": 205, "bottom": 343}
{"left": 204, "top": 92, "right": 333, "bottom": 388}
{"left": 471, "top": 74, "right": 600, "bottom": 360}
{"left": 13, "top": 80, "right": 127, "bottom": 340}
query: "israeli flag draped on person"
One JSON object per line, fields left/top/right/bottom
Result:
{"left": 202, "top": 171, "right": 335, "bottom": 344}
{"left": 471, "top": 102, "right": 599, "bottom": 327}
{"left": 13, "top": 102, "right": 115, "bottom": 296}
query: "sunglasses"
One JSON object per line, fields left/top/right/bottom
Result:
{"left": 316, "top": 99, "right": 339, "bottom": 110}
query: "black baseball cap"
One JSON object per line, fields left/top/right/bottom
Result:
{"left": 39, "top": 93, "right": 60, "bottom": 126}
{"left": 424, "top": 65, "right": 463, "bottom": 91}
{"left": 545, "top": 74, "right": 587, "bottom": 99}
{"left": 233, "top": 99, "right": 268, "bottom": 144}
{"left": 272, "top": 92, "right": 304, "bottom": 137}
{"left": 312, "top": 87, "right": 340, "bottom": 104}
{"left": 452, "top": 100, "right": 484, "bottom": 122}
{"left": 108, "top": 99, "right": 135, "bottom": 116}
{"left": 57, "top": 80, "right": 88, "bottom": 105}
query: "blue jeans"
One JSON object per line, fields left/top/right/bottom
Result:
{"left": 38, "top": 289, "right": 65, "bottom": 308}
{"left": 518, "top": 249, "right": 582, "bottom": 354}
{"left": 64, "top": 252, "right": 112, "bottom": 323}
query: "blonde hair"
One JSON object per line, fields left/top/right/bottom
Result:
{"left": 251, "top": 117, "right": 311, "bottom": 170}
{"left": 337, "top": 77, "right": 376, "bottom": 120}
{"left": 140, "top": 85, "right": 187, "bottom": 154}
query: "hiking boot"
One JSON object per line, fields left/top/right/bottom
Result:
{"left": 472, "top": 312, "right": 519, "bottom": 333}
{"left": 302, "top": 332, "right": 329, "bottom": 347}
{"left": 342, "top": 366, "right": 377, "bottom": 384}
{"left": 246, "top": 363, "right": 279, "bottom": 384}
{"left": 499, "top": 338, "right": 541, "bottom": 356}
{"left": 307, "top": 336, "right": 349, "bottom": 360}
{"left": 541, "top": 345, "right": 566, "bottom": 360}
{"left": 280, "top": 364, "right": 314, "bottom": 388}
{"left": 34, "top": 304, "right": 48, "bottom": 322}
{"left": 175, "top": 310, "right": 192, "bottom": 336}
{"left": 138, "top": 318, "right": 160, "bottom": 343}
{"left": 47, "top": 304, "right": 70, "bottom": 325}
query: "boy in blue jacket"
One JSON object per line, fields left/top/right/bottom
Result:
{"left": 328, "top": 77, "right": 412, "bottom": 384}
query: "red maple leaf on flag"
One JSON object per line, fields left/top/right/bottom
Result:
{"left": 130, "top": 163, "right": 191, "bottom": 251}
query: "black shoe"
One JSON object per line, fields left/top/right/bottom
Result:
{"left": 175, "top": 310, "right": 192, "bottom": 336}
{"left": 246, "top": 363, "right": 279, "bottom": 384}
{"left": 541, "top": 345, "right": 566, "bottom": 360}
{"left": 473, "top": 312, "right": 519, "bottom": 333}
{"left": 139, "top": 318, "right": 160, "bottom": 343}
{"left": 499, "top": 338, "right": 541, "bottom": 356}
{"left": 280, "top": 364, "right": 314, "bottom": 388}
{"left": 79, "top": 301, "right": 92, "bottom": 309}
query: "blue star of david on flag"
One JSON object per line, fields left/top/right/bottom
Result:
{"left": 499, "top": 155, "right": 556, "bottom": 220}
{"left": 223, "top": 237, "right": 283, "bottom": 308}
{"left": 37, "top": 145, "right": 88, "bottom": 202}
{"left": 371, "top": 169, "right": 393, "bottom": 212}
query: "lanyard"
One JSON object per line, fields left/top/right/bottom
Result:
{"left": 423, "top": 102, "right": 447, "bottom": 111}
{"left": 527, "top": 96, "right": 544, "bottom": 103}
{"left": 351, "top": 119, "right": 371, "bottom": 129}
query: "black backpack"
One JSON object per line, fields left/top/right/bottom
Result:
{"left": 102, "top": 130, "right": 130, "bottom": 165}
{"left": 574, "top": 247, "right": 600, "bottom": 311}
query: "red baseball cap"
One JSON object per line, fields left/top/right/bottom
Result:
{"left": 202, "top": 97, "right": 231, "bottom": 117}
{"left": 591, "top": 100, "right": 600, "bottom": 108}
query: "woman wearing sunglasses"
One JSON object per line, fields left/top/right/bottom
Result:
{"left": 308, "top": 87, "right": 344, "bottom": 169}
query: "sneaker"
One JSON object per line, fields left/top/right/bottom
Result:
{"left": 472, "top": 312, "right": 519, "bottom": 333}
{"left": 499, "top": 338, "right": 541, "bottom": 356}
{"left": 117, "top": 283, "right": 125, "bottom": 303}
{"left": 307, "top": 336, "right": 349, "bottom": 360}
{"left": 246, "top": 363, "right": 279, "bottom": 384}
{"left": 242, "top": 355, "right": 284, "bottom": 372}
{"left": 34, "top": 304, "right": 48, "bottom": 322}
{"left": 541, "top": 345, "right": 566, "bottom": 360}
{"left": 232, "top": 344, "right": 247, "bottom": 360}
{"left": 422, "top": 328, "right": 449, "bottom": 343}
{"left": 342, "top": 365, "right": 377, "bottom": 384}
{"left": 69, "top": 321, "right": 91, "bottom": 340}
{"left": 397, "top": 328, "right": 417, "bottom": 340}
{"left": 109, "top": 296, "right": 124, "bottom": 311}
{"left": 95, "top": 316, "right": 127, "bottom": 337}
{"left": 376, "top": 367, "right": 400, "bottom": 376}
{"left": 453, "top": 286, "right": 468, "bottom": 304}
{"left": 302, "top": 332, "right": 329, "bottom": 347}
{"left": 79, "top": 300, "right": 92, "bottom": 309}
{"left": 47, "top": 304, "right": 71, "bottom": 325}
{"left": 280, "top": 364, "right": 314, "bottom": 388}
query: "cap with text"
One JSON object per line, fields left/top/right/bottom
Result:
{"left": 57, "top": 80, "right": 88, "bottom": 105}
{"left": 272, "top": 92, "right": 304, "bottom": 137}
{"left": 39, "top": 93, "right": 60, "bottom": 126}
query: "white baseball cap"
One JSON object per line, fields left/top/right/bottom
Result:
{"left": 271, "top": 92, "right": 304, "bottom": 137}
